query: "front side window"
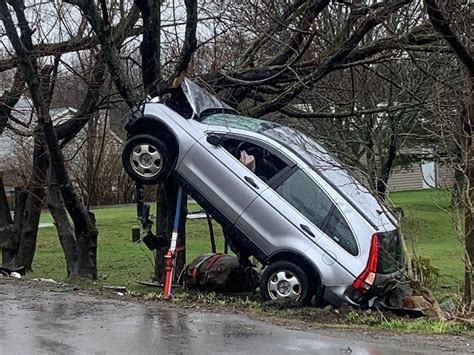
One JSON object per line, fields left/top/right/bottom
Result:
{"left": 220, "top": 137, "right": 288, "bottom": 183}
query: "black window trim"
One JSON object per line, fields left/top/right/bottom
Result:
{"left": 323, "top": 205, "right": 359, "bottom": 256}
{"left": 206, "top": 131, "right": 296, "bottom": 168}
{"left": 264, "top": 136, "right": 379, "bottom": 231}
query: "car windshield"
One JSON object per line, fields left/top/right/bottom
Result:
{"left": 203, "top": 113, "right": 395, "bottom": 229}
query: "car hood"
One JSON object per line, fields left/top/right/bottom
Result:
{"left": 181, "top": 79, "right": 238, "bottom": 119}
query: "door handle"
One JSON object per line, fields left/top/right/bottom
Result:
{"left": 244, "top": 176, "right": 259, "bottom": 189}
{"left": 300, "top": 224, "right": 316, "bottom": 238}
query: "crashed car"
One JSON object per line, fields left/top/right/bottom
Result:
{"left": 122, "top": 79, "right": 403, "bottom": 306}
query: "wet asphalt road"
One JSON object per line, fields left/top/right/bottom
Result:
{"left": 0, "top": 282, "right": 472, "bottom": 354}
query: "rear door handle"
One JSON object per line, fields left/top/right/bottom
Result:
{"left": 244, "top": 176, "right": 259, "bottom": 189}
{"left": 300, "top": 224, "right": 316, "bottom": 238}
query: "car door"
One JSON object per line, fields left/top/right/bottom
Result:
{"left": 239, "top": 163, "right": 361, "bottom": 259}
{"left": 177, "top": 131, "right": 263, "bottom": 224}
{"left": 236, "top": 166, "right": 330, "bottom": 257}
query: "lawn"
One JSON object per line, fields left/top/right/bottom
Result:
{"left": 32, "top": 201, "right": 227, "bottom": 287}
{"left": 388, "top": 189, "right": 464, "bottom": 291}
{"left": 30, "top": 189, "right": 465, "bottom": 293}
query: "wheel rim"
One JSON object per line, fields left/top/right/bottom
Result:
{"left": 129, "top": 143, "right": 163, "bottom": 178}
{"left": 267, "top": 270, "right": 302, "bottom": 301}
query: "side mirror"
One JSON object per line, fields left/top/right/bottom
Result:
{"left": 206, "top": 134, "right": 222, "bottom": 146}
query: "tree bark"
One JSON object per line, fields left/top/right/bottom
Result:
{"left": 424, "top": 0, "right": 474, "bottom": 309}
{"left": 2, "top": 188, "right": 27, "bottom": 267}
{"left": 463, "top": 80, "right": 474, "bottom": 307}
{"left": 377, "top": 115, "right": 398, "bottom": 199}
{"left": 47, "top": 168, "right": 78, "bottom": 277}
{"left": 0, "top": 177, "right": 13, "bottom": 263}
{"left": 12, "top": 132, "right": 48, "bottom": 269}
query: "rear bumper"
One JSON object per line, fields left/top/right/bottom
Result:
{"left": 324, "top": 270, "right": 402, "bottom": 307}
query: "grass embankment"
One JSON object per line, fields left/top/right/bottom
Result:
{"left": 388, "top": 189, "right": 464, "bottom": 292}
{"left": 31, "top": 189, "right": 464, "bottom": 293}
{"left": 31, "top": 201, "right": 225, "bottom": 286}
{"left": 26, "top": 189, "right": 472, "bottom": 334}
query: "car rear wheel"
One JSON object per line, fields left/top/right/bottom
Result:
{"left": 122, "top": 134, "right": 173, "bottom": 185}
{"left": 260, "top": 261, "right": 312, "bottom": 306}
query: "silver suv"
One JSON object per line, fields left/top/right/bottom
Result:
{"left": 122, "top": 80, "right": 403, "bottom": 306}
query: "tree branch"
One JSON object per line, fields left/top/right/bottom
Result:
{"left": 0, "top": 69, "right": 24, "bottom": 135}
{"left": 424, "top": 0, "right": 474, "bottom": 77}
{"left": 247, "top": 0, "right": 412, "bottom": 117}
{"left": 135, "top": 0, "right": 162, "bottom": 95}
{"left": 66, "top": 0, "right": 140, "bottom": 107}
{"left": 280, "top": 102, "right": 420, "bottom": 119}
{"left": 166, "top": 0, "right": 198, "bottom": 90}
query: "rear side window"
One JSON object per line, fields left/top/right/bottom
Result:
{"left": 325, "top": 208, "right": 358, "bottom": 256}
{"left": 276, "top": 169, "right": 333, "bottom": 229}
{"left": 276, "top": 169, "right": 358, "bottom": 255}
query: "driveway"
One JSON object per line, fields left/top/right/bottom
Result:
{"left": 0, "top": 281, "right": 471, "bottom": 354}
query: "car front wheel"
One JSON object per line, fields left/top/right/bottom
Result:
{"left": 260, "top": 261, "right": 312, "bottom": 306}
{"left": 122, "top": 134, "right": 173, "bottom": 185}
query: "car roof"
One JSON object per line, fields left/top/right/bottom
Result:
{"left": 201, "top": 113, "right": 396, "bottom": 230}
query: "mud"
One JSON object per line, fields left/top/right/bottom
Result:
{"left": 0, "top": 280, "right": 472, "bottom": 354}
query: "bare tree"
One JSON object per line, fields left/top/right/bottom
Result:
{"left": 0, "top": 0, "right": 137, "bottom": 277}
{"left": 424, "top": 0, "right": 473, "bottom": 308}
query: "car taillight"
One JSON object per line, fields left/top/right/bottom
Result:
{"left": 352, "top": 234, "right": 379, "bottom": 293}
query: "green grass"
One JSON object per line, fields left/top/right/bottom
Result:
{"left": 387, "top": 189, "right": 464, "bottom": 292}
{"left": 31, "top": 189, "right": 465, "bottom": 294}
{"left": 31, "top": 201, "right": 226, "bottom": 287}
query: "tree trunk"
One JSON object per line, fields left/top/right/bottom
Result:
{"left": 377, "top": 115, "right": 398, "bottom": 200}
{"left": 154, "top": 180, "right": 187, "bottom": 283}
{"left": 47, "top": 168, "right": 78, "bottom": 277}
{"left": 12, "top": 132, "right": 48, "bottom": 269}
{"left": 39, "top": 106, "right": 99, "bottom": 279}
{"left": 2, "top": 188, "right": 27, "bottom": 267}
{"left": 0, "top": 177, "right": 13, "bottom": 264}
{"left": 463, "top": 78, "right": 474, "bottom": 308}
{"left": 75, "top": 210, "right": 98, "bottom": 279}
{"left": 85, "top": 114, "right": 98, "bottom": 207}
{"left": 366, "top": 115, "right": 378, "bottom": 193}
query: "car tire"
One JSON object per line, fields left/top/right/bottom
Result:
{"left": 260, "top": 261, "right": 312, "bottom": 306}
{"left": 312, "top": 285, "right": 328, "bottom": 308}
{"left": 122, "top": 134, "right": 173, "bottom": 185}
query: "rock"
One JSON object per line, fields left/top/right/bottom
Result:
{"left": 261, "top": 298, "right": 299, "bottom": 310}
{"left": 10, "top": 272, "right": 21, "bottom": 279}
{"left": 439, "top": 299, "right": 457, "bottom": 313}
{"left": 102, "top": 285, "right": 127, "bottom": 292}
{"left": 32, "top": 278, "right": 57, "bottom": 284}
{"left": 402, "top": 296, "right": 437, "bottom": 317}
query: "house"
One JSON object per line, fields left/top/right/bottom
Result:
{"left": 387, "top": 160, "right": 455, "bottom": 192}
